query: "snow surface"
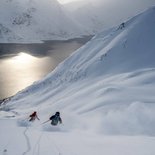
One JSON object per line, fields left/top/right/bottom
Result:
{"left": 1, "top": 7, "right": 155, "bottom": 155}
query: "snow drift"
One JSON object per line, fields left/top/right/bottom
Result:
{"left": 1, "top": 7, "right": 155, "bottom": 136}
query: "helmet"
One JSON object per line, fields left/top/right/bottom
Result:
{"left": 55, "top": 112, "right": 60, "bottom": 115}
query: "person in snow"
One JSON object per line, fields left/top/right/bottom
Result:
{"left": 29, "top": 111, "right": 40, "bottom": 122}
{"left": 49, "top": 112, "right": 62, "bottom": 126}
{"left": 118, "top": 22, "right": 125, "bottom": 29}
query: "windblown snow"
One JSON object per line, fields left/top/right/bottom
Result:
{"left": 0, "top": 7, "right": 155, "bottom": 155}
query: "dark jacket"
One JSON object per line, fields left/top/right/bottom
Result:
{"left": 50, "top": 113, "right": 62, "bottom": 125}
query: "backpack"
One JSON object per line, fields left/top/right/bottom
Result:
{"left": 50, "top": 115, "right": 59, "bottom": 125}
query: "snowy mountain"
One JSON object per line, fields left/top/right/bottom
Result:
{"left": 0, "top": 0, "right": 88, "bottom": 43}
{"left": 0, "top": 7, "right": 155, "bottom": 155}
{"left": 1, "top": 0, "right": 155, "bottom": 43}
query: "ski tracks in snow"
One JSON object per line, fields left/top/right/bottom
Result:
{"left": 22, "top": 125, "right": 75, "bottom": 155}
{"left": 45, "top": 133, "right": 62, "bottom": 155}
{"left": 22, "top": 127, "right": 31, "bottom": 155}
{"left": 22, "top": 125, "right": 44, "bottom": 155}
{"left": 32, "top": 132, "right": 43, "bottom": 155}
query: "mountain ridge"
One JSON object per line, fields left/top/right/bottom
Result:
{"left": 0, "top": 0, "right": 89, "bottom": 43}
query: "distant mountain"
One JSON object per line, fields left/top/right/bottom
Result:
{"left": 0, "top": 23, "right": 22, "bottom": 42}
{"left": 0, "top": 0, "right": 155, "bottom": 43}
{"left": 0, "top": 0, "right": 89, "bottom": 43}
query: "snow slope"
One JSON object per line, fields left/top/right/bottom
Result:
{"left": 0, "top": 7, "right": 155, "bottom": 155}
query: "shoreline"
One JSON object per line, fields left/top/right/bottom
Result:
{"left": 0, "top": 35, "right": 93, "bottom": 59}
{"left": 0, "top": 35, "right": 93, "bottom": 100}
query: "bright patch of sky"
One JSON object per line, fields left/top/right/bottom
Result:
{"left": 58, "top": 0, "right": 80, "bottom": 4}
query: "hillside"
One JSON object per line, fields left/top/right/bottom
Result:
{"left": 0, "top": 7, "right": 155, "bottom": 155}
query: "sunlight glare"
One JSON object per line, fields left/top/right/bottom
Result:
{"left": 12, "top": 52, "right": 35, "bottom": 64}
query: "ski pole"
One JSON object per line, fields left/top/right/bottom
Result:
{"left": 41, "top": 120, "right": 50, "bottom": 124}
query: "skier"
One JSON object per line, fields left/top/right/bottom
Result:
{"left": 118, "top": 22, "right": 125, "bottom": 29}
{"left": 29, "top": 111, "right": 40, "bottom": 122}
{"left": 49, "top": 112, "right": 62, "bottom": 126}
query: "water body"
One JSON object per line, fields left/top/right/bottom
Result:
{"left": 0, "top": 36, "right": 92, "bottom": 100}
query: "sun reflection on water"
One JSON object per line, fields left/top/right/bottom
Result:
{"left": 11, "top": 52, "right": 35, "bottom": 64}
{"left": 0, "top": 38, "right": 87, "bottom": 99}
{"left": 0, "top": 52, "right": 54, "bottom": 99}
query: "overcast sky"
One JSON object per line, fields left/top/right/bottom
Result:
{"left": 58, "top": 0, "right": 79, "bottom": 4}
{"left": 58, "top": 0, "right": 155, "bottom": 6}
{"left": 62, "top": 0, "right": 155, "bottom": 29}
